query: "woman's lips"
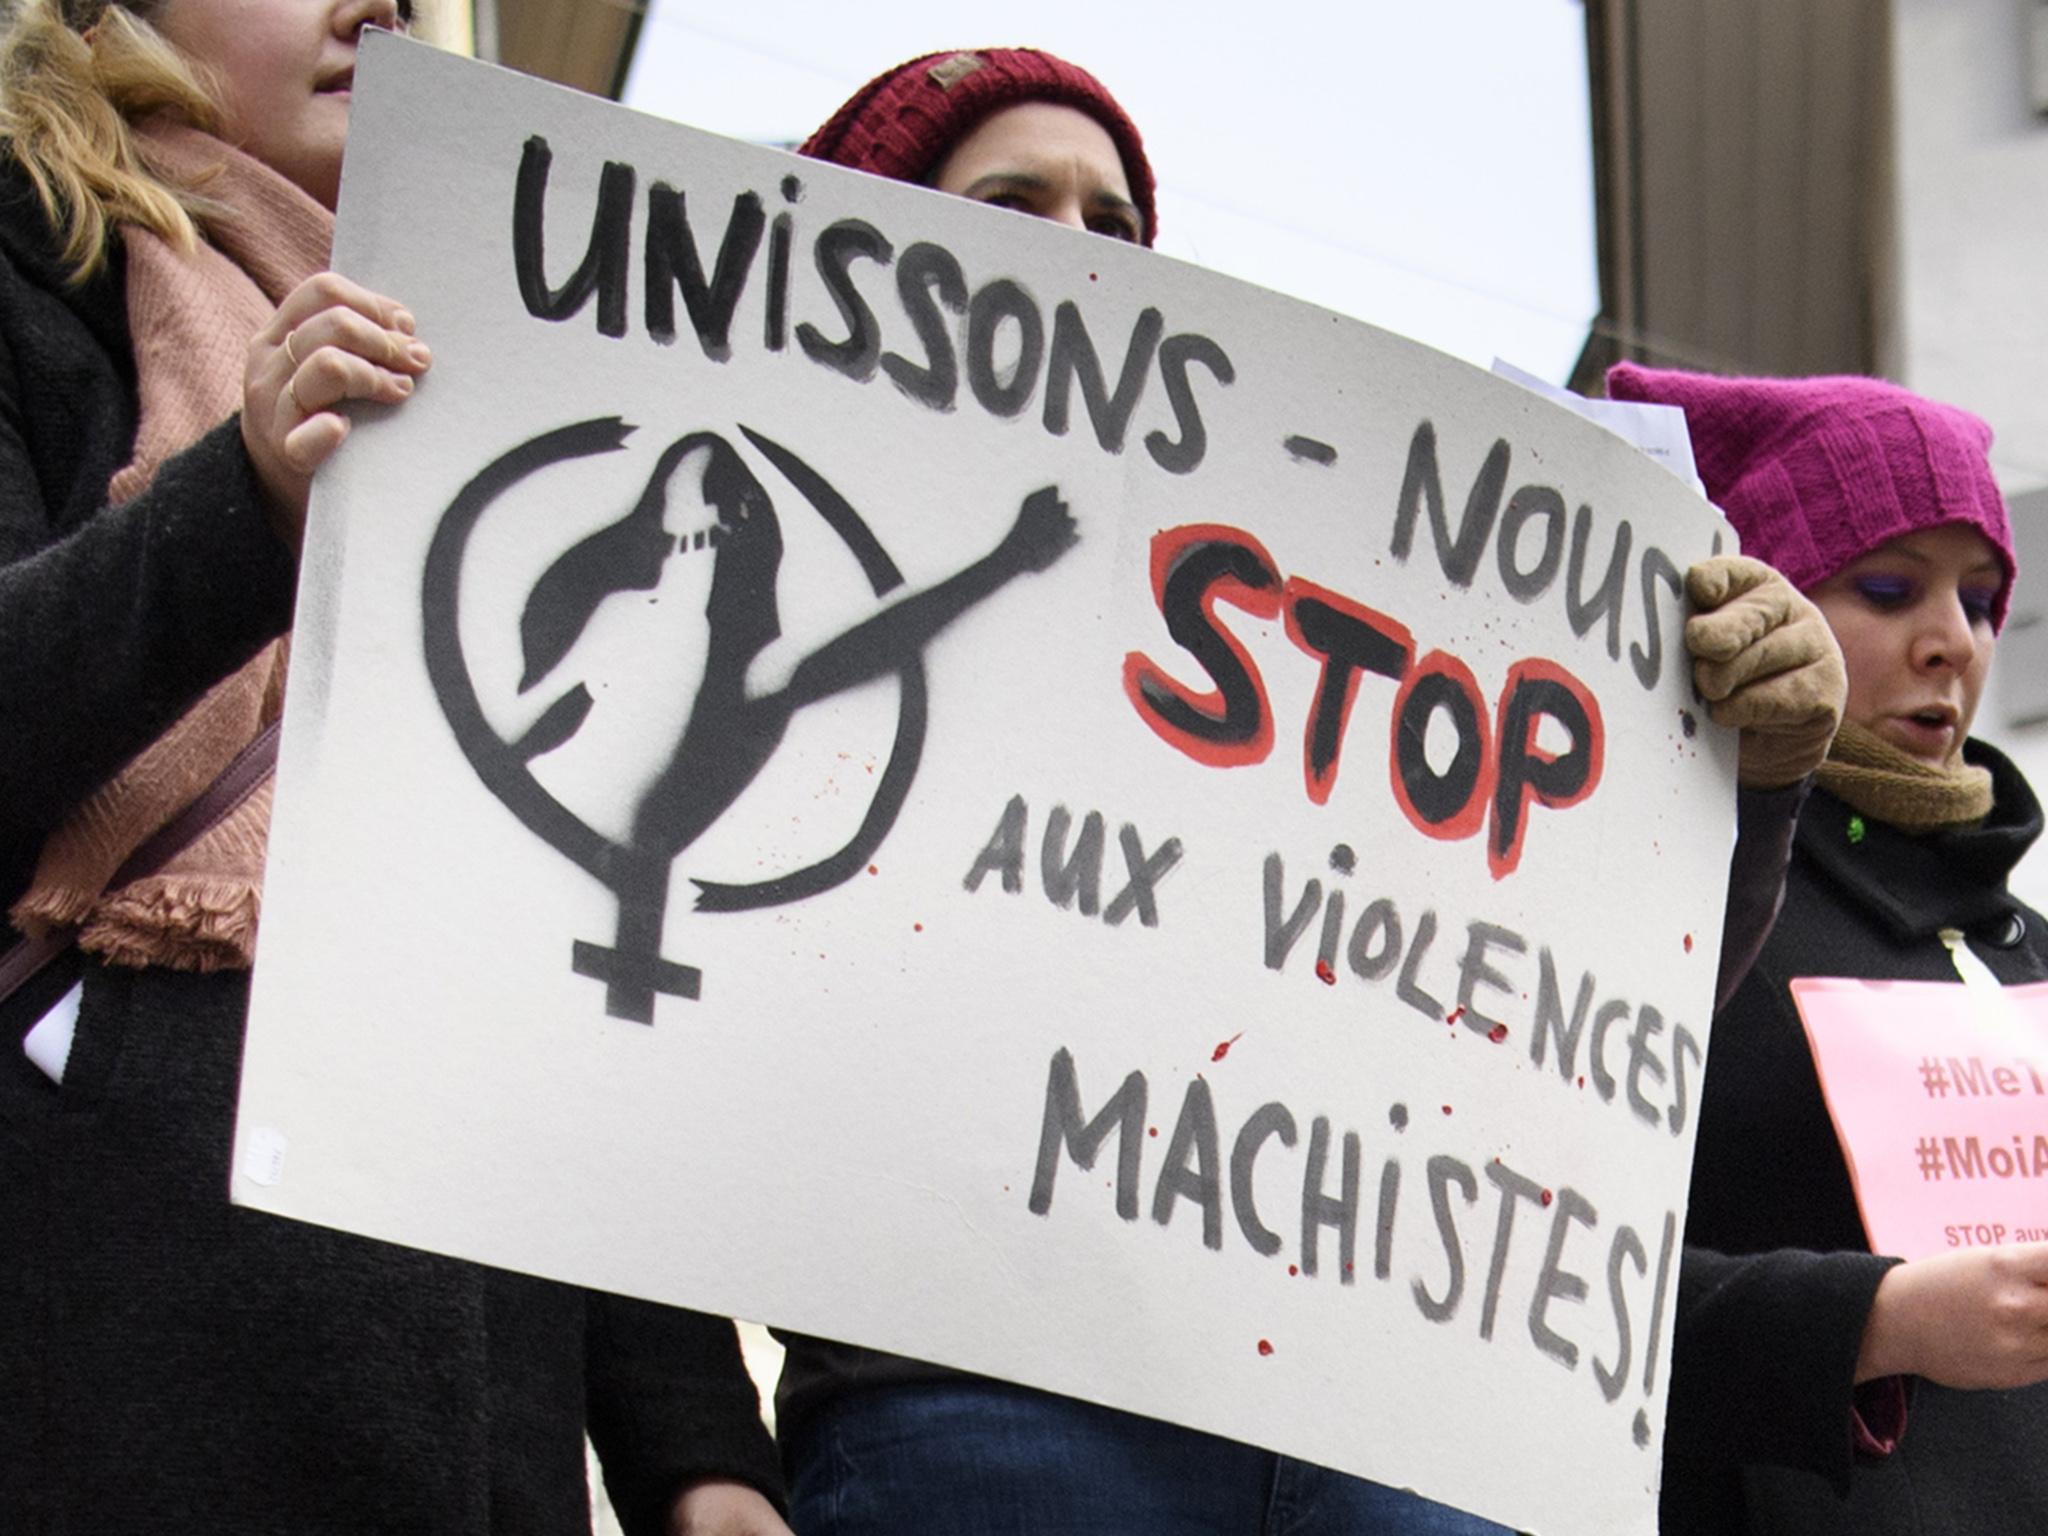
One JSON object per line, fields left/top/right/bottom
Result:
{"left": 1883, "top": 711, "right": 1957, "bottom": 759}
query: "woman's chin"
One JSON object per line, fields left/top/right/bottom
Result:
{"left": 1875, "top": 716, "right": 1960, "bottom": 766}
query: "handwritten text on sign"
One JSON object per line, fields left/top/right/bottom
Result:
{"left": 236, "top": 36, "right": 1738, "bottom": 1536}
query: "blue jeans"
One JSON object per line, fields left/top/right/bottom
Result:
{"left": 783, "top": 1378, "right": 1517, "bottom": 1535}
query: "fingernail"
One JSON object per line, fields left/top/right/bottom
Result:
{"left": 407, "top": 341, "right": 433, "bottom": 367}
{"left": 395, "top": 375, "right": 414, "bottom": 394}
{"left": 394, "top": 308, "right": 417, "bottom": 335}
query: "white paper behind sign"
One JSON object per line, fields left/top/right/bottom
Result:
{"left": 237, "top": 35, "right": 1738, "bottom": 1536}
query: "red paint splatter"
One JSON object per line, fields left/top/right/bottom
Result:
{"left": 1089, "top": 272, "right": 1099, "bottom": 282}
{"left": 1577, "top": 1076, "right": 1586, "bottom": 1089}
{"left": 1441, "top": 1104, "right": 1454, "bottom": 1116}
{"left": 1683, "top": 932, "right": 1694, "bottom": 953}
{"left": 1148, "top": 1126, "right": 1159, "bottom": 1138}
{"left": 1212, "top": 1032, "right": 1245, "bottom": 1062}
{"left": 1288, "top": 1264, "right": 1299, "bottom": 1277}
{"left": 1540, "top": 1188, "right": 1555, "bottom": 1207}
{"left": 913, "top": 922, "right": 924, "bottom": 933}
{"left": 1315, "top": 959, "right": 1336, "bottom": 986}
{"left": 1487, "top": 1023, "right": 1509, "bottom": 1044}
{"left": 1257, "top": 1339, "right": 1274, "bottom": 1357}
{"left": 1446, "top": 1006, "right": 1465, "bottom": 1026}
{"left": 868, "top": 864, "right": 879, "bottom": 876}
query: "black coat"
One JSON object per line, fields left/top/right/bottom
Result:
{"left": 0, "top": 162, "right": 296, "bottom": 911}
{"left": 0, "top": 157, "right": 780, "bottom": 1533}
{"left": 1662, "top": 741, "right": 2048, "bottom": 1535}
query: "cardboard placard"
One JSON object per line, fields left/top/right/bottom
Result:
{"left": 1795, "top": 976, "right": 2048, "bottom": 1260}
{"left": 235, "top": 35, "right": 1739, "bottom": 1534}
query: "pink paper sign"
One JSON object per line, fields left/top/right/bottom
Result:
{"left": 1792, "top": 976, "right": 2048, "bottom": 1261}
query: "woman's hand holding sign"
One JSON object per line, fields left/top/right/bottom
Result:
{"left": 670, "top": 1479, "right": 794, "bottom": 1536}
{"left": 1685, "top": 555, "right": 1848, "bottom": 788}
{"left": 243, "top": 270, "right": 434, "bottom": 551}
{"left": 1857, "top": 1241, "right": 2048, "bottom": 1390}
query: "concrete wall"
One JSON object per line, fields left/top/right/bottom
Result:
{"left": 1890, "top": 0, "right": 2048, "bottom": 499}
{"left": 1577, "top": 0, "right": 1887, "bottom": 387}
{"left": 1891, "top": 0, "right": 2048, "bottom": 906}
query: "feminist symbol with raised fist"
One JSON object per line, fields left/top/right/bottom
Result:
{"left": 422, "top": 417, "right": 1076, "bottom": 1021}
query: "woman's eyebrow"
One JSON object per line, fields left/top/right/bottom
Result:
{"left": 959, "top": 172, "right": 1053, "bottom": 200}
{"left": 1087, "top": 190, "right": 1141, "bottom": 223}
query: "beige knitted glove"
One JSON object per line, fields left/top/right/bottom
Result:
{"left": 1685, "top": 555, "right": 1846, "bottom": 788}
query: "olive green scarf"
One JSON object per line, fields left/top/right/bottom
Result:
{"left": 1814, "top": 719, "right": 1994, "bottom": 833}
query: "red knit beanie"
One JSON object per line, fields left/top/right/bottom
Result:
{"left": 1606, "top": 363, "right": 2017, "bottom": 630}
{"left": 799, "top": 47, "right": 1158, "bottom": 246}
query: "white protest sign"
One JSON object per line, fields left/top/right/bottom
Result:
{"left": 237, "top": 35, "right": 1738, "bottom": 1535}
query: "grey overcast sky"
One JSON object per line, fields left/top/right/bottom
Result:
{"left": 620, "top": 0, "right": 1599, "bottom": 383}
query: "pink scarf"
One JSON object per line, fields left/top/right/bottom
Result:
{"left": 9, "top": 122, "right": 332, "bottom": 970}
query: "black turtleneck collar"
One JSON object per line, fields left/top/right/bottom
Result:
{"left": 1796, "top": 738, "right": 2042, "bottom": 943}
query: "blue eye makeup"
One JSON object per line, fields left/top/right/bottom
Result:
{"left": 1961, "top": 588, "right": 1998, "bottom": 624}
{"left": 1853, "top": 574, "right": 1915, "bottom": 608}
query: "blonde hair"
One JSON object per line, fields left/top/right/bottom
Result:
{"left": 0, "top": 0, "right": 219, "bottom": 280}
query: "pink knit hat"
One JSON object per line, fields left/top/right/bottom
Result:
{"left": 1606, "top": 363, "right": 2017, "bottom": 630}
{"left": 800, "top": 47, "right": 1158, "bottom": 246}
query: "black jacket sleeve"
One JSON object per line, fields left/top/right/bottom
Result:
{"left": 0, "top": 302, "right": 296, "bottom": 900}
{"left": 583, "top": 1295, "right": 785, "bottom": 1535}
{"left": 1716, "top": 780, "right": 1806, "bottom": 1011}
{"left": 1666, "top": 1241, "right": 1899, "bottom": 1490}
